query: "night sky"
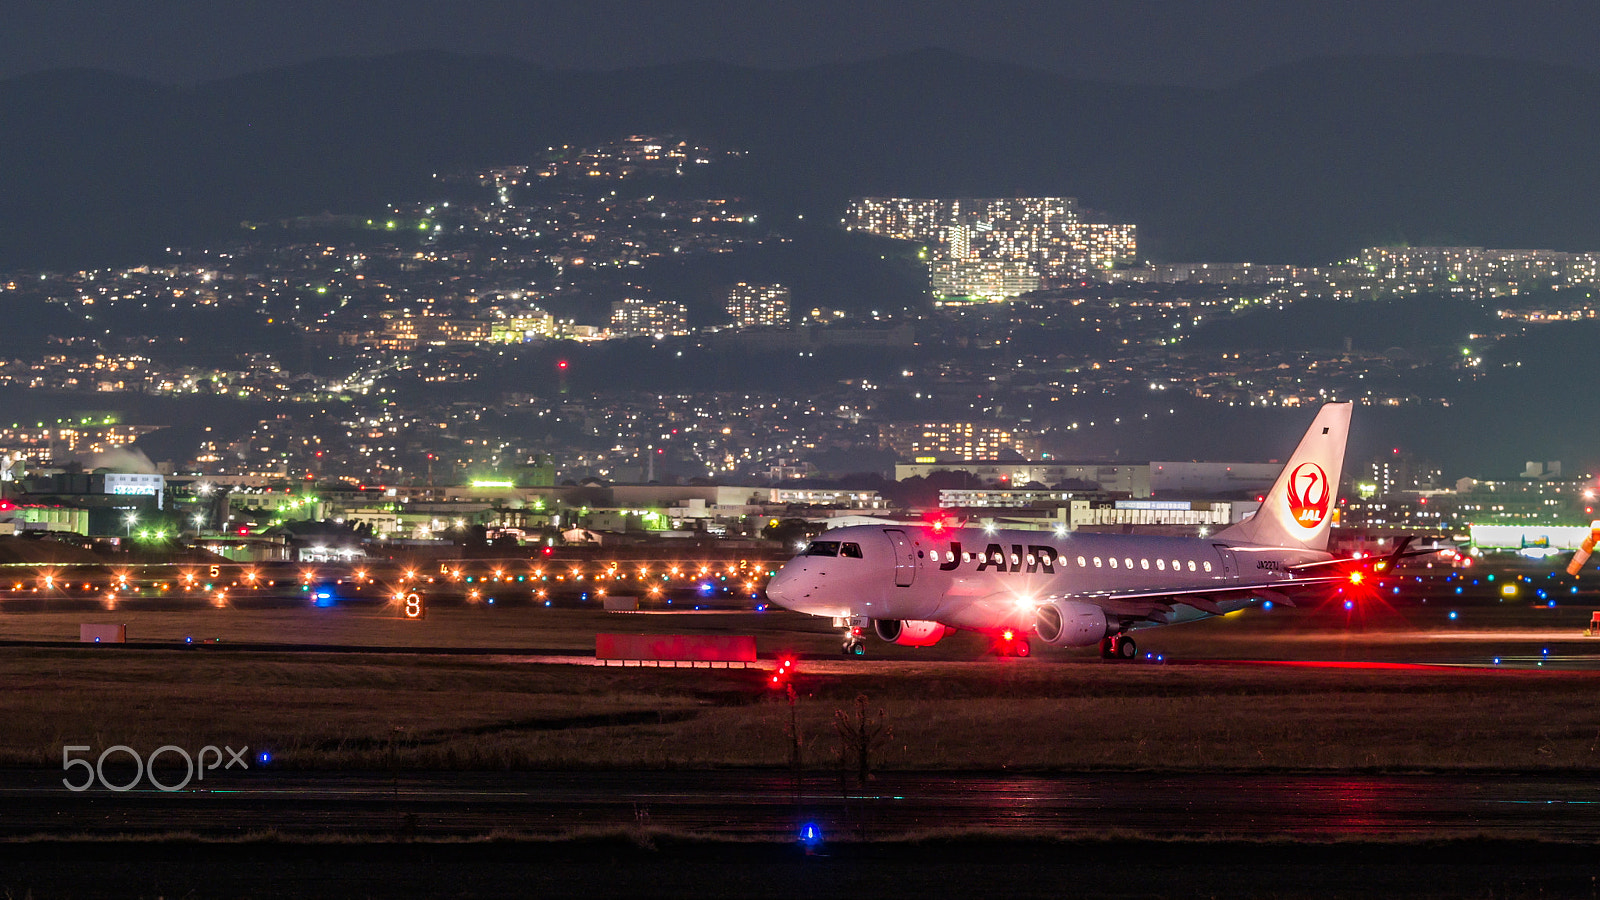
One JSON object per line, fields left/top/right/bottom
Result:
{"left": 4, "top": 0, "right": 1599, "bottom": 87}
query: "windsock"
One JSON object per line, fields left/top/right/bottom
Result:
{"left": 1566, "top": 521, "right": 1600, "bottom": 577}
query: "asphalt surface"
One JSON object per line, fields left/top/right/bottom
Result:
{"left": 9, "top": 583, "right": 1600, "bottom": 895}
{"left": 6, "top": 768, "right": 1600, "bottom": 841}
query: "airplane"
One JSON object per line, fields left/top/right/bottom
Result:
{"left": 765, "top": 401, "right": 1415, "bottom": 658}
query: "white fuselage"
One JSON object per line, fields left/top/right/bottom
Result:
{"left": 765, "top": 524, "right": 1331, "bottom": 633}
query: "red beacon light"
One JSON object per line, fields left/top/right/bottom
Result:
{"left": 768, "top": 654, "right": 797, "bottom": 689}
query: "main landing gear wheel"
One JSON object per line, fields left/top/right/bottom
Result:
{"left": 842, "top": 640, "right": 866, "bottom": 657}
{"left": 1101, "top": 635, "right": 1137, "bottom": 660}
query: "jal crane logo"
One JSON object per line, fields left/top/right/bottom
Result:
{"left": 1286, "top": 462, "right": 1330, "bottom": 528}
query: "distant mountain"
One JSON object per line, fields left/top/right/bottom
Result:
{"left": 3, "top": 50, "right": 1599, "bottom": 271}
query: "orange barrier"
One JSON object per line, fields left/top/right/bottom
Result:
{"left": 1566, "top": 521, "right": 1600, "bottom": 577}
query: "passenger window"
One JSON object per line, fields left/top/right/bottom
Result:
{"left": 804, "top": 541, "right": 840, "bottom": 557}
{"left": 1109, "top": 557, "right": 1118, "bottom": 569}
{"left": 1186, "top": 560, "right": 1196, "bottom": 572}
{"left": 1203, "top": 561, "right": 1213, "bottom": 572}
{"left": 1124, "top": 558, "right": 1133, "bottom": 569}
{"left": 1157, "top": 559, "right": 1166, "bottom": 571}
{"left": 1010, "top": 553, "right": 1020, "bottom": 567}
{"left": 1172, "top": 559, "right": 1180, "bottom": 570}
{"left": 1077, "top": 556, "right": 1087, "bottom": 567}
{"left": 1140, "top": 558, "right": 1149, "bottom": 570}
{"left": 1093, "top": 557, "right": 1102, "bottom": 567}
{"left": 840, "top": 543, "right": 863, "bottom": 558}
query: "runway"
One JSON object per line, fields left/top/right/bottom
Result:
{"left": 6, "top": 768, "right": 1600, "bottom": 841}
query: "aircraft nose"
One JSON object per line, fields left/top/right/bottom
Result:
{"left": 765, "top": 567, "right": 794, "bottom": 608}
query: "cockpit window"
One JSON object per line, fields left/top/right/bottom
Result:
{"left": 804, "top": 541, "right": 841, "bottom": 557}
{"left": 840, "top": 542, "right": 863, "bottom": 558}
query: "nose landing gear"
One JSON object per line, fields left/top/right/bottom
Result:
{"left": 841, "top": 624, "right": 867, "bottom": 657}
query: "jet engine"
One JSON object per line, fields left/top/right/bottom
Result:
{"left": 873, "top": 619, "right": 953, "bottom": 648}
{"left": 1032, "top": 600, "right": 1111, "bottom": 648}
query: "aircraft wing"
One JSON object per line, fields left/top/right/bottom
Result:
{"left": 1053, "top": 572, "right": 1354, "bottom": 623}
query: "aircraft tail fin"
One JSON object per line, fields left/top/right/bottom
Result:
{"left": 1214, "top": 402, "right": 1352, "bottom": 551}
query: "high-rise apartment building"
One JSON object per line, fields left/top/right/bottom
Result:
{"left": 928, "top": 259, "right": 1040, "bottom": 302}
{"left": 609, "top": 297, "right": 690, "bottom": 337}
{"left": 725, "top": 283, "right": 790, "bottom": 328}
{"left": 844, "top": 197, "right": 1136, "bottom": 300}
{"left": 878, "top": 421, "right": 1040, "bottom": 460}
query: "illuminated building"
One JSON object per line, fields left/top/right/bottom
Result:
{"left": 609, "top": 297, "right": 691, "bottom": 337}
{"left": 844, "top": 197, "right": 1137, "bottom": 299}
{"left": 1360, "top": 451, "right": 1442, "bottom": 497}
{"left": 1067, "top": 499, "right": 1237, "bottom": 530}
{"left": 490, "top": 310, "right": 557, "bottom": 342}
{"left": 725, "top": 283, "right": 790, "bottom": 328}
{"left": 929, "top": 259, "right": 1040, "bottom": 302}
{"left": 0, "top": 424, "right": 162, "bottom": 467}
{"left": 896, "top": 461, "right": 1150, "bottom": 497}
{"left": 878, "top": 422, "right": 1041, "bottom": 461}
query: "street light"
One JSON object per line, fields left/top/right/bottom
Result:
{"left": 123, "top": 513, "right": 138, "bottom": 536}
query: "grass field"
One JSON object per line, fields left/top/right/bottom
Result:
{"left": 6, "top": 600, "right": 1600, "bottom": 773}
